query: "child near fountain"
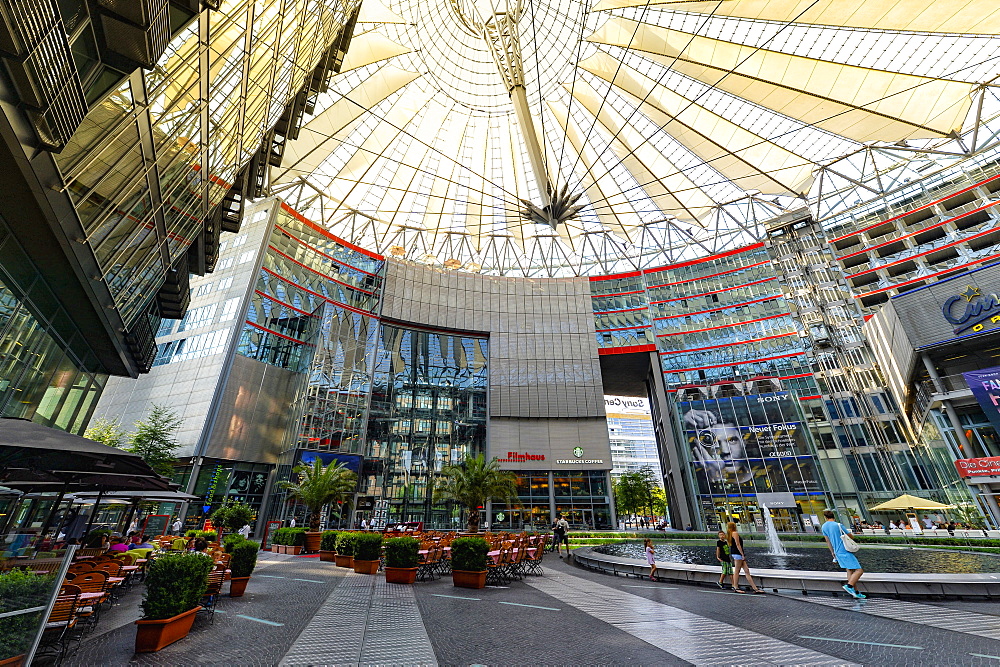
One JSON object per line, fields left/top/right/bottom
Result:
{"left": 644, "top": 538, "right": 658, "bottom": 581}
{"left": 715, "top": 531, "right": 733, "bottom": 588}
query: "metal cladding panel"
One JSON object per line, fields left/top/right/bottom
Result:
{"left": 202, "top": 354, "right": 306, "bottom": 464}
{"left": 890, "top": 261, "right": 1000, "bottom": 349}
{"left": 490, "top": 417, "right": 613, "bottom": 471}
{"left": 380, "top": 260, "right": 605, "bottom": 419}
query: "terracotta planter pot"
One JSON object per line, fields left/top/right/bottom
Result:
{"left": 286, "top": 545, "right": 303, "bottom": 556}
{"left": 0, "top": 654, "right": 26, "bottom": 666}
{"left": 319, "top": 550, "right": 337, "bottom": 562}
{"left": 452, "top": 569, "right": 487, "bottom": 589}
{"left": 229, "top": 576, "right": 250, "bottom": 597}
{"left": 334, "top": 554, "right": 353, "bottom": 568}
{"left": 134, "top": 607, "right": 200, "bottom": 653}
{"left": 304, "top": 532, "right": 322, "bottom": 553}
{"left": 272, "top": 544, "right": 284, "bottom": 554}
{"left": 353, "top": 559, "right": 380, "bottom": 574}
{"left": 384, "top": 566, "right": 418, "bottom": 584}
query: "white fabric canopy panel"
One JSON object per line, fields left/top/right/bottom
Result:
{"left": 272, "top": 0, "right": 1000, "bottom": 276}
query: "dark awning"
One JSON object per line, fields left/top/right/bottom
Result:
{"left": 0, "top": 418, "right": 176, "bottom": 492}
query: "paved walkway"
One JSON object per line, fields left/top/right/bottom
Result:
{"left": 62, "top": 552, "right": 1000, "bottom": 665}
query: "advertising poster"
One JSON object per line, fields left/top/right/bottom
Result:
{"left": 962, "top": 367, "right": 1000, "bottom": 438}
{"left": 677, "top": 391, "right": 820, "bottom": 494}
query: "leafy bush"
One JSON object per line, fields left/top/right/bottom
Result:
{"left": 84, "top": 529, "right": 111, "bottom": 548}
{"left": 287, "top": 528, "right": 307, "bottom": 547}
{"left": 384, "top": 537, "right": 419, "bottom": 568}
{"left": 200, "top": 530, "right": 218, "bottom": 542}
{"left": 0, "top": 570, "right": 54, "bottom": 660}
{"left": 271, "top": 527, "right": 289, "bottom": 546}
{"left": 185, "top": 530, "right": 199, "bottom": 538}
{"left": 320, "top": 531, "right": 340, "bottom": 551}
{"left": 223, "top": 533, "right": 246, "bottom": 553}
{"left": 451, "top": 537, "right": 489, "bottom": 572}
{"left": 211, "top": 501, "right": 255, "bottom": 533}
{"left": 141, "top": 552, "right": 213, "bottom": 620}
{"left": 229, "top": 541, "right": 260, "bottom": 578}
{"left": 354, "top": 533, "right": 383, "bottom": 561}
{"left": 335, "top": 532, "right": 358, "bottom": 557}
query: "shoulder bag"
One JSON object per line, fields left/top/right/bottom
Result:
{"left": 839, "top": 524, "right": 860, "bottom": 552}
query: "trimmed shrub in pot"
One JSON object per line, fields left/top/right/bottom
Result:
{"left": 135, "top": 552, "right": 213, "bottom": 652}
{"left": 334, "top": 532, "right": 356, "bottom": 568}
{"left": 384, "top": 536, "right": 419, "bottom": 584}
{"left": 228, "top": 540, "right": 260, "bottom": 597}
{"left": 270, "top": 527, "right": 288, "bottom": 553}
{"left": 285, "top": 528, "right": 307, "bottom": 555}
{"left": 319, "top": 531, "right": 339, "bottom": 562}
{"left": 352, "top": 533, "right": 383, "bottom": 574}
{"left": 450, "top": 537, "right": 489, "bottom": 589}
{"left": 222, "top": 533, "right": 245, "bottom": 553}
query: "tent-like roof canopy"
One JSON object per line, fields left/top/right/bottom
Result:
{"left": 869, "top": 494, "right": 956, "bottom": 511}
{"left": 271, "top": 0, "right": 1000, "bottom": 276}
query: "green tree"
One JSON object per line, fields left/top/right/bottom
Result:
{"left": 278, "top": 460, "right": 357, "bottom": 531}
{"left": 436, "top": 454, "right": 518, "bottom": 533}
{"left": 211, "top": 500, "right": 256, "bottom": 532}
{"left": 126, "top": 405, "right": 182, "bottom": 478}
{"left": 954, "top": 503, "right": 987, "bottom": 529}
{"left": 84, "top": 418, "right": 126, "bottom": 448}
{"left": 614, "top": 468, "right": 660, "bottom": 526}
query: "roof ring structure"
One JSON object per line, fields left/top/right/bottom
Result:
{"left": 272, "top": 0, "right": 1000, "bottom": 277}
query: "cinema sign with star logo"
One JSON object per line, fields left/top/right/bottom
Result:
{"left": 943, "top": 285, "right": 1000, "bottom": 334}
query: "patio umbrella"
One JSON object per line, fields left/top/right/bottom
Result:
{"left": 0, "top": 418, "right": 176, "bottom": 493}
{"left": 869, "top": 494, "right": 956, "bottom": 511}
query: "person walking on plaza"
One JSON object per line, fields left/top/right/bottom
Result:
{"left": 727, "top": 522, "right": 764, "bottom": 594}
{"left": 554, "top": 513, "right": 570, "bottom": 558}
{"left": 821, "top": 509, "right": 865, "bottom": 599}
{"left": 644, "top": 538, "right": 658, "bottom": 581}
{"left": 171, "top": 517, "right": 182, "bottom": 535}
{"left": 715, "top": 530, "right": 733, "bottom": 588}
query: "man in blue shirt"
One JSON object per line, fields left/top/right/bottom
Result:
{"left": 821, "top": 509, "right": 865, "bottom": 599}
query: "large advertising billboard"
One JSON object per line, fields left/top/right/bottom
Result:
{"left": 677, "top": 391, "right": 821, "bottom": 494}
{"left": 962, "top": 366, "right": 1000, "bottom": 439}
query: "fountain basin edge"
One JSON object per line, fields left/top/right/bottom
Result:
{"left": 570, "top": 547, "right": 1000, "bottom": 598}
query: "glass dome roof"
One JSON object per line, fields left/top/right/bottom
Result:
{"left": 271, "top": 0, "right": 1000, "bottom": 276}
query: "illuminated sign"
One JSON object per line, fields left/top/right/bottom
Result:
{"left": 955, "top": 456, "right": 1000, "bottom": 477}
{"left": 496, "top": 451, "right": 545, "bottom": 462}
{"left": 942, "top": 285, "right": 1000, "bottom": 335}
{"left": 556, "top": 459, "right": 605, "bottom": 464}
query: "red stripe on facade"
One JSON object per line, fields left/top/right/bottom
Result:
{"left": 268, "top": 245, "right": 376, "bottom": 295}
{"left": 279, "top": 202, "right": 384, "bottom": 260}
{"left": 274, "top": 223, "right": 379, "bottom": 277}
{"left": 836, "top": 200, "right": 1000, "bottom": 260}
{"left": 657, "top": 313, "right": 787, "bottom": 336}
{"left": 598, "top": 344, "right": 658, "bottom": 355}
{"left": 649, "top": 277, "right": 778, "bottom": 304}
{"left": 645, "top": 260, "right": 772, "bottom": 290}
{"left": 847, "top": 226, "right": 1000, "bottom": 278}
{"left": 593, "top": 306, "right": 649, "bottom": 315}
{"left": 660, "top": 351, "right": 806, "bottom": 372}
{"left": 829, "top": 173, "right": 1000, "bottom": 243}
{"left": 660, "top": 332, "right": 796, "bottom": 354}
{"left": 589, "top": 269, "right": 642, "bottom": 282}
{"left": 664, "top": 371, "right": 816, "bottom": 391}
{"left": 594, "top": 325, "right": 652, "bottom": 333}
{"left": 590, "top": 289, "right": 647, "bottom": 298}
{"left": 852, "top": 252, "right": 1000, "bottom": 298}
{"left": 799, "top": 395, "right": 822, "bottom": 400}
{"left": 259, "top": 266, "right": 378, "bottom": 318}
{"left": 653, "top": 294, "right": 783, "bottom": 320}
{"left": 244, "top": 320, "right": 314, "bottom": 346}
{"left": 253, "top": 290, "right": 316, "bottom": 317}
{"left": 642, "top": 242, "right": 766, "bottom": 273}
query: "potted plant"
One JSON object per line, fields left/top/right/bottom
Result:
{"left": 228, "top": 540, "right": 260, "bottom": 597}
{"left": 319, "top": 531, "right": 339, "bottom": 562}
{"left": 352, "top": 533, "right": 383, "bottom": 574}
{"left": 135, "top": 552, "right": 213, "bottom": 652}
{"left": 0, "top": 570, "right": 54, "bottom": 666}
{"left": 278, "top": 460, "right": 357, "bottom": 553}
{"left": 222, "top": 533, "right": 245, "bottom": 553}
{"left": 436, "top": 454, "right": 518, "bottom": 533}
{"left": 450, "top": 537, "right": 489, "bottom": 589}
{"left": 285, "top": 528, "right": 307, "bottom": 555}
{"left": 271, "top": 528, "right": 288, "bottom": 554}
{"left": 334, "top": 532, "right": 356, "bottom": 568}
{"left": 384, "top": 536, "right": 419, "bottom": 584}
{"left": 211, "top": 500, "right": 255, "bottom": 543}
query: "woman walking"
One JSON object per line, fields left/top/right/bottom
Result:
{"left": 715, "top": 530, "right": 733, "bottom": 588}
{"left": 727, "top": 521, "right": 764, "bottom": 594}
{"left": 645, "top": 538, "right": 658, "bottom": 581}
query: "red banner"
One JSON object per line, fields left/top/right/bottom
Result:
{"left": 955, "top": 456, "right": 1000, "bottom": 477}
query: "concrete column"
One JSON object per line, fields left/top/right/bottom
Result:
{"left": 921, "top": 353, "right": 973, "bottom": 457}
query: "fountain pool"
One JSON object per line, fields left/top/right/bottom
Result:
{"left": 594, "top": 542, "right": 1000, "bottom": 574}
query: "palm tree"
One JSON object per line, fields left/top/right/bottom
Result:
{"left": 436, "top": 454, "right": 518, "bottom": 533}
{"left": 278, "top": 460, "right": 357, "bottom": 531}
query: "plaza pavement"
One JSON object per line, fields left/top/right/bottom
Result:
{"left": 63, "top": 550, "right": 1000, "bottom": 666}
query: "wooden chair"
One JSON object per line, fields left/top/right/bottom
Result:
{"left": 200, "top": 571, "right": 226, "bottom": 622}
{"left": 36, "top": 585, "right": 83, "bottom": 663}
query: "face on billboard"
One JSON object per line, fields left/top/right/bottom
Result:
{"left": 693, "top": 423, "right": 751, "bottom": 483}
